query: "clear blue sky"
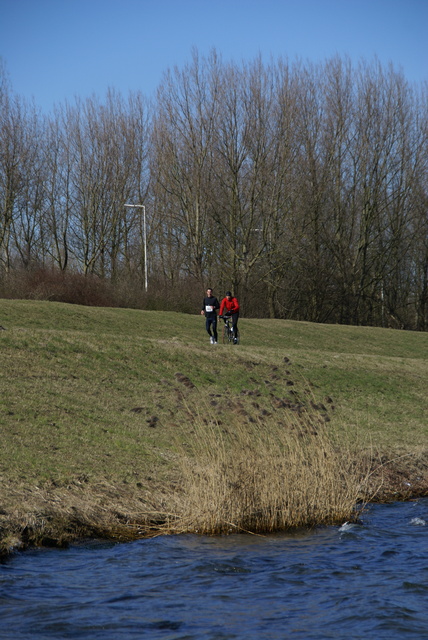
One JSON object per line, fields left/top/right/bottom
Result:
{"left": 1, "top": 0, "right": 427, "bottom": 112}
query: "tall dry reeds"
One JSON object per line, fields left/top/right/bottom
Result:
{"left": 164, "top": 402, "right": 368, "bottom": 535}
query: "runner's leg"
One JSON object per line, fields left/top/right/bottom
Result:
{"left": 232, "top": 313, "right": 239, "bottom": 339}
{"left": 212, "top": 317, "right": 218, "bottom": 343}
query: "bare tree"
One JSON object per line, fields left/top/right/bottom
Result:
{"left": 0, "top": 66, "right": 34, "bottom": 272}
{"left": 151, "top": 49, "right": 221, "bottom": 284}
{"left": 5, "top": 104, "right": 45, "bottom": 270}
{"left": 61, "top": 90, "right": 150, "bottom": 278}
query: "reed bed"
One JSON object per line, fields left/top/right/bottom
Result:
{"left": 161, "top": 402, "right": 367, "bottom": 535}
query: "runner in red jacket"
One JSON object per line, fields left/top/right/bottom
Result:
{"left": 219, "top": 291, "right": 240, "bottom": 343}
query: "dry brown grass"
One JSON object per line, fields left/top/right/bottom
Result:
{"left": 158, "top": 401, "right": 369, "bottom": 535}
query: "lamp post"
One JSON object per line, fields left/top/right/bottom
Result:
{"left": 125, "top": 203, "right": 147, "bottom": 291}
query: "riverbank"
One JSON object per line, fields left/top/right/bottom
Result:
{"left": 1, "top": 453, "right": 427, "bottom": 557}
{"left": 1, "top": 300, "right": 427, "bottom": 556}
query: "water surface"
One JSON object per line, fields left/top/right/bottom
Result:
{"left": 1, "top": 499, "right": 427, "bottom": 639}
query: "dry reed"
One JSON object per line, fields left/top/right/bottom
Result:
{"left": 162, "top": 401, "right": 367, "bottom": 535}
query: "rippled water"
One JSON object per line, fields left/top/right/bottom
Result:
{"left": 1, "top": 499, "right": 427, "bottom": 639}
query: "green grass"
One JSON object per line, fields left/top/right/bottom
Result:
{"left": 1, "top": 300, "right": 427, "bottom": 478}
{"left": 0, "top": 299, "right": 427, "bottom": 549}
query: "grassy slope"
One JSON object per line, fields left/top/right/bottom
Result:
{"left": 0, "top": 299, "right": 427, "bottom": 548}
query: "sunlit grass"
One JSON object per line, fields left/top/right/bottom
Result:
{"left": 0, "top": 299, "right": 427, "bottom": 551}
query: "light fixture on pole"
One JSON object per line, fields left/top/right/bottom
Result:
{"left": 125, "top": 204, "right": 147, "bottom": 291}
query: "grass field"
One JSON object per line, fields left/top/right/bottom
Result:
{"left": 1, "top": 300, "right": 427, "bottom": 553}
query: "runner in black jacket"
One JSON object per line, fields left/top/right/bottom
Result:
{"left": 201, "top": 288, "right": 220, "bottom": 344}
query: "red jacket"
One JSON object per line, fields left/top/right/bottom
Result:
{"left": 220, "top": 297, "right": 240, "bottom": 316}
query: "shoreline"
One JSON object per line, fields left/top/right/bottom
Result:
{"left": 1, "top": 455, "right": 427, "bottom": 559}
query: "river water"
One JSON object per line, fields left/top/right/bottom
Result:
{"left": 1, "top": 499, "right": 427, "bottom": 639}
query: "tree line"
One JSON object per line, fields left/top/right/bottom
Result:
{"left": 1, "top": 52, "right": 427, "bottom": 329}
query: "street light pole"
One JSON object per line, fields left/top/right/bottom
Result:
{"left": 125, "top": 204, "right": 147, "bottom": 291}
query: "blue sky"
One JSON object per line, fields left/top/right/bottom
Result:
{"left": 1, "top": 0, "right": 427, "bottom": 112}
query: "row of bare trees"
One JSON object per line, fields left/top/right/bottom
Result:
{"left": 1, "top": 53, "right": 427, "bottom": 328}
